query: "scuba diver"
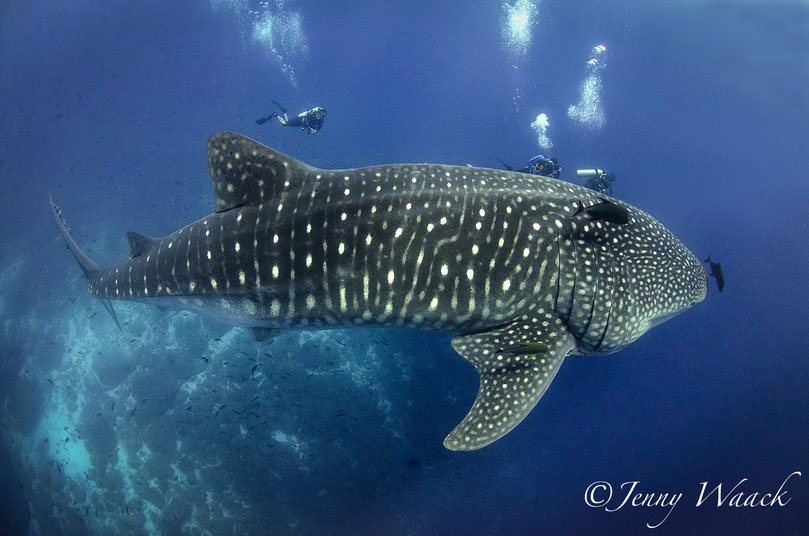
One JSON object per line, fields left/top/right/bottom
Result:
{"left": 577, "top": 169, "right": 617, "bottom": 196}
{"left": 498, "top": 156, "right": 617, "bottom": 196}
{"left": 256, "top": 100, "right": 327, "bottom": 133}
{"left": 497, "top": 154, "right": 562, "bottom": 179}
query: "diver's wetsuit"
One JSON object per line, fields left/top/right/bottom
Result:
{"left": 515, "top": 155, "right": 561, "bottom": 179}
{"left": 584, "top": 172, "right": 616, "bottom": 195}
{"left": 256, "top": 101, "right": 327, "bottom": 133}
{"left": 280, "top": 107, "right": 327, "bottom": 133}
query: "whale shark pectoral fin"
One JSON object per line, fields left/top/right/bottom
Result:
{"left": 445, "top": 321, "right": 575, "bottom": 451}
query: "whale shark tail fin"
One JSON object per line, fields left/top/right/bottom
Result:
{"left": 49, "top": 195, "right": 122, "bottom": 331}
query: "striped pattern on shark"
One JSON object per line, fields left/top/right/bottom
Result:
{"left": 50, "top": 132, "right": 708, "bottom": 450}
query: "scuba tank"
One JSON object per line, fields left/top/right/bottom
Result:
{"left": 576, "top": 169, "right": 604, "bottom": 179}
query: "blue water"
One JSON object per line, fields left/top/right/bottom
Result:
{"left": 1, "top": 1, "right": 808, "bottom": 534}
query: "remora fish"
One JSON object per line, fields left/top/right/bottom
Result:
{"left": 50, "top": 132, "right": 708, "bottom": 451}
{"left": 704, "top": 254, "right": 724, "bottom": 292}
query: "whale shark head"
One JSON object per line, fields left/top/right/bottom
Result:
{"left": 636, "top": 246, "right": 708, "bottom": 333}
{"left": 565, "top": 211, "right": 709, "bottom": 355}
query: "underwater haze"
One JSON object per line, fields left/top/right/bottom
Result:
{"left": 1, "top": 0, "right": 808, "bottom": 535}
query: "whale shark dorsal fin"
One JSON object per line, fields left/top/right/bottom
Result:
{"left": 207, "top": 131, "right": 319, "bottom": 212}
{"left": 445, "top": 319, "right": 576, "bottom": 451}
{"left": 126, "top": 232, "right": 158, "bottom": 259}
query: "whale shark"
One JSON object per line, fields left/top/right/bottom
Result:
{"left": 50, "top": 132, "right": 708, "bottom": 450}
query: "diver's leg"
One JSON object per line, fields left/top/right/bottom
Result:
{"left": 255, "top": 112, "right": 278, "bottom": 125}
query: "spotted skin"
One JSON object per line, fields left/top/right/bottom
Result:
{"left": 51, "top": 132, "right": 708, "bottom": 451}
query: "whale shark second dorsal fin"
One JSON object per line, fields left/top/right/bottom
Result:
{"left": 207, "top": 131, "right": 319, "bottom": 213}
{"left": 126, "top": 232, "right": 158, "bottom": 259}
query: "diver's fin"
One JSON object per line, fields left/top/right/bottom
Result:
{"left": 249, "top": 327, "right": 282, "bottom": 342}
{"left": 271, "top": 100, "right": 287, "bottom": 115}
{"left": 496, "top": 158, "right": 514, "bottom": 171}
{"left": 445, "top": 318, "right": 575, "bottom": 451}
{"left": 126, "top": 232, "right": 158, "bottom": 259}
{"left": 255, "top": 112, "right": 278, "bottom": 125}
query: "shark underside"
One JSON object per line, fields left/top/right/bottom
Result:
{"left": 50, "top": 132, "right": 708, "bottom": 450}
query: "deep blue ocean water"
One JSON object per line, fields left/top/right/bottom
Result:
{"left": 1, "top": 1, "right": 808, "bottom": 534}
